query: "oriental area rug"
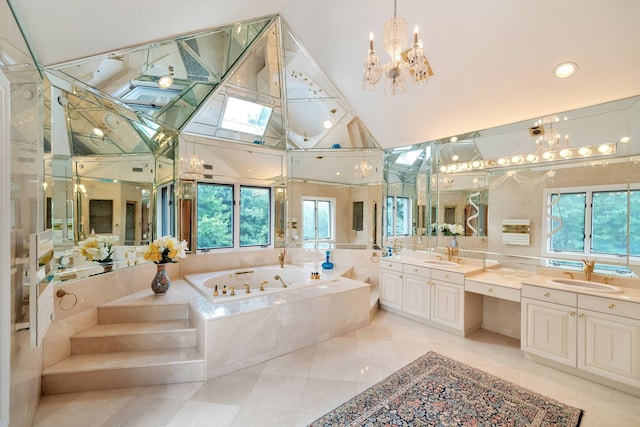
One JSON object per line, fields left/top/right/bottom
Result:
{"left": 309, "top": 351, "right": 583, "bottom": 427}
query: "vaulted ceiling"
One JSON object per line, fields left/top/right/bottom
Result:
{"left": 4, "top": 0, "right": 640, "bottom": 150}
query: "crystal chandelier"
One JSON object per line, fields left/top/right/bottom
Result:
{"left": 180, "top": 142, "right": 205, "bottom": 180}
{"left": 355, "top": 158, "right": 374, "bottom": 178}
{"left": 363, "top": 0, "right": 433, "bottom": 95}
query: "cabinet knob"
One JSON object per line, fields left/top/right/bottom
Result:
{"left": 570, "top": 311, "right": 576, "bottom": 316}
{"left": 444, "top": 275, "right": 450, "bottom": 279}
{"left": 579, "top": 313, "right": 585, "bottom": 318}
{"left": 488, "top": 288, "right": 494, "bottom": 293}
{"left": 609, "top": 303, "right": 616, "bottom": 309}
{"left": 414, "top": 268, "right": 419, "bottom": 273}
{"left": 544, "top": 292, "right": 550, "bottom": 297}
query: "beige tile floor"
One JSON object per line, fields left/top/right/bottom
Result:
{"left": 33, "top": 310, "right": 640, "bottom": 426}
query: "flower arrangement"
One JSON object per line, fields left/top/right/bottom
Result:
{"left": 79, "top": 235, "right": 119, "bottom": 263}
{"left": 430, "top": 223, "right": 465, "bottom": 236}
{"left": 144, "top": 236, "right": 188, "bottom": 264}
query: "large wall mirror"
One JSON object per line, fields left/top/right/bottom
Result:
{"left": 288, "top": 149, "right": 383, "bottom": 249}
{"left": 384, "top": 95, "right": 640, "bottom": 277}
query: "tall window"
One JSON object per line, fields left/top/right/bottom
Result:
{"left": 239, "top": 186, "right": 271, "bottom": 247}
{"left": 157, "top": 182, "right": 175, "bottom": 237}
{"left": 196, "top": 183, "right": 271, "bottom": 250}
{"left": 544, "top": 185, "right": 639, "bottom": 260}
{"left": 303, "top": 197, "right": 335, "bottom": 242}
{"left": 197, "top": 183, "right": 233, "bottom": 249}
{"left": 386, "top": 196, "right": 411, "bottom": 236}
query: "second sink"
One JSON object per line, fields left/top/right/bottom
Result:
{"left": 424, "top": 260, "right": 461, "bottom": 268}
{"left": 548, "top": 278, "right": 622, "bottom": 293}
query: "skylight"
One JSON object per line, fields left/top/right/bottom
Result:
{"left": 395, "top": 150, "right": 422, "bottom": 166}
{"left": 220, "top": 96, "right": 273, "bottom": 136}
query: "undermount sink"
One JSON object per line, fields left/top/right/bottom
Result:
{"left": 548, "top": 278, "right": 623, "bottom": 293}
{"left": 424, "top": 260, "right": 461, "bottom": 268}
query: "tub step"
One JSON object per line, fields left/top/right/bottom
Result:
{"left": 71, "top": 320, "right": 196, "bottom": 354}
{"left": 98, "top": 302, "right": 189, "bottom": 324}
{"left": 42, "top": 347, "right": 205, "bottom": 395}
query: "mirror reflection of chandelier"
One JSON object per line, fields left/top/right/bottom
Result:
{"left": 355, "top": 158, "right": 374, "bottom": 178}
{"left": 363, "top": 0, "right": 434, "bottom": 95}
{"left": 533, "top": 115, "right": 569, "bottom": 158}
{"left": 180, "top": 141, "right": 205, "bottom": 180}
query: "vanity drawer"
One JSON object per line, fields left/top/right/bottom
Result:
{"left": 522, "top": 285, "right": 577, "bottom": 306}
{"left": 431, "top": 269, "right": 464, "bottom": 285}
{"left": 380, "top": 260, "right": 403, "bottom": 273}
{"left": 403, "top": 264, "right": 431, "bottom": 278}
{"left": 465, "top": 281, "right": 520, "bottom": 302}
{"left": 579, "top": 294, "right": 640, "bottom": 320}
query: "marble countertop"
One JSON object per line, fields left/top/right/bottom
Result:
{"left": 464, "top": 268, "right": 640, "bottom": 303}
{"left": 382, "top": 255, "right": 485, "bottom": 276}
{"left": 519, "top": 274, "right": 640, "bottom": 304}
{"left": 464, "top": 269, "right": 535, "bottom": 290}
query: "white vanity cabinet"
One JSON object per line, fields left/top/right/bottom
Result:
{"left": 521, "top": 286, "right": 578, "bottom": 367}
{"left": 379, "top": 260, "right": 403, "bottom": 310}
{"left": 522, "top": 284, "right": 640, "bottom": 392}
{"left": 402, "top": 264, "right": 431, "bottom": 320}
{"left": 430, "top": 269, "right": 465, "bottom": 330}
{"left": 378, "top": 259, "right": 483, "bottom": 336}
{"left": 578, "top": 294, "right": 640, "bottom": 388}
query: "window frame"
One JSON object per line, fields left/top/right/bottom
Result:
{"left": 542, "top": 183, "right": 639, "bottom": 265}
{"left": 301, "top": 196, "right": 336, "bottom": 244}
{"left": 386, "top": 195, "right": 412, "bottom": 237}
{"left": 195, "top": 182, "right": 273, "bottom": 251}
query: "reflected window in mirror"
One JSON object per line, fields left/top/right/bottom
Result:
{"left": 386, "top": 196, "right": 411, "bottom": 236}
{"left": 158, "top": 183, "right": 175, "bottom": 237}
{"left": 302, "top": 197, "right": 335, "bottom": 244}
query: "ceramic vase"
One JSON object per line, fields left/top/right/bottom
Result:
{"left": 151, "top": 263, "right": 170, "bottom": 295}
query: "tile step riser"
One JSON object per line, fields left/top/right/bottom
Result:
{"left": 98, "top": 304, "right": 189, "bottom": 324}
{"left": 42, "top": 361, "right": 205, "bottom": 395}
{"left": 71, "top": 331, "right": 197, "bottom": 354}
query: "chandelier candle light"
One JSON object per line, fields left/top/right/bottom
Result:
{"left": 363, "top": 0, "right": 433, "bottom": 95}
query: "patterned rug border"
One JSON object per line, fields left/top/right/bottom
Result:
{"left": 310, "top": 351, "right": 583, "bottom": 427}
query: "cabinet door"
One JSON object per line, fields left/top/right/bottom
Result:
{"left": 431, "top": 281, "right": 463, "bottom": 330}
{"left": 521, "top": 298, "right": 577, "bottom": 367}
{"left": 380, "top": 269, "right": 403, "bottom": 310}
{"left": 578, "top": 309, "right": 640, "bottom": 387}
{"left": 403, "top": 274, "right": 430, "bottom": 319}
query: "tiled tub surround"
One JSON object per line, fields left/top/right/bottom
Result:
{"left": 185, "top": 265, "right": 370, "bottom": 379}
{"left": 186, "top": 265, "right": 337, "bottom": 300}
{"left": 43, "top": 248, "right": 374, "bottom": 392}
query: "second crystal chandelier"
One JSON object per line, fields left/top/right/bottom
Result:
{"left": 363, "top": 0, "right": 433, "bottom": 95}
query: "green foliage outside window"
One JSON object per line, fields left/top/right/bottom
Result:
{"left": 550, "top": 189, "right": 639, "bottom": 257}
{"left": 240, "top": 186, "right": 270, "bottom": 246}
{"left": 197, "top": 184, "right": 233, "bottom": 249}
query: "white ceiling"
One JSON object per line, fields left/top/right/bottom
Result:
{"left": 6, "top": 0, "right": 640, "bottom": 150}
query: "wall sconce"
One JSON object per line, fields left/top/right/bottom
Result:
{"left": 157, "top": 66, "right": 174, "bottom": 89}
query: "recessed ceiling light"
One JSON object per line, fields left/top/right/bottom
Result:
{"left": 450, "top": 136, "right": 458, "bottom": 143}
{"left": 554, "top": 62, "right": 577, "bottom": 79}
{"left": 322, "top": 119, "right": 333, "bottom": 129}
{"left": 620, "top": 136, "right": 630, "bottom": 143}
